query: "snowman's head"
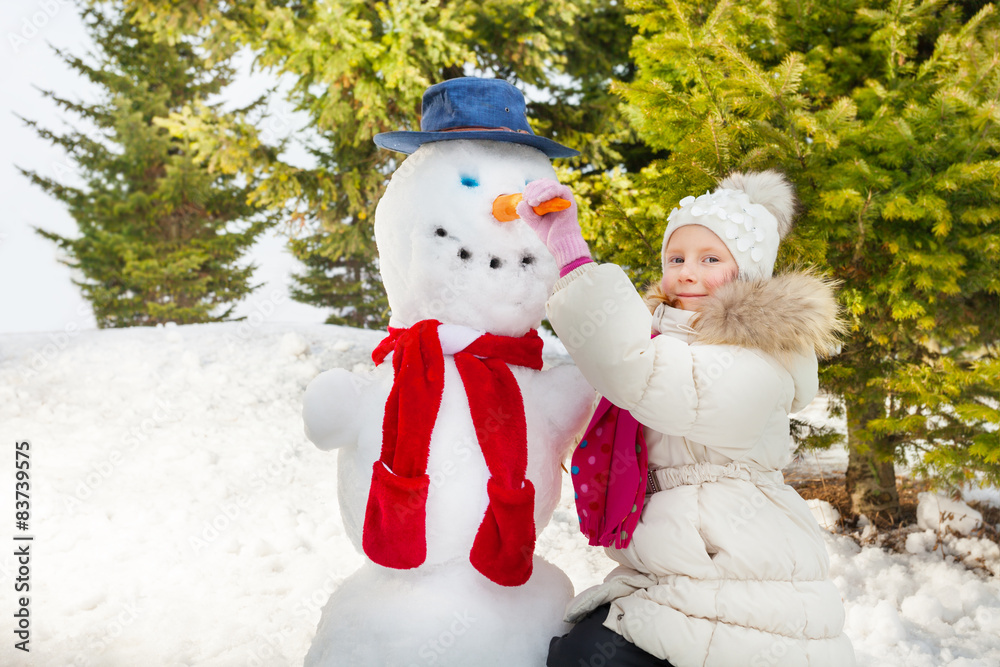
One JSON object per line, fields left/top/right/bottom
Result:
{"left": 375, "top": 140, "right": 560, "bottom": 337}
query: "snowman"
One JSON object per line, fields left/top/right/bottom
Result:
{"left": 302, "top": 78, "right": 596, "bottom": 666}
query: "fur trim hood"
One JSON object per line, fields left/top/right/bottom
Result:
{"left": 646, "top": 271, "right": 844, "bottom": 359}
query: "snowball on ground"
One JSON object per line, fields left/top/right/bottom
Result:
{"left": 916, "top": 492, "right": 983, "bottom": 535}
{"left": 807, "top": 498, "right": 841, "bottom": 531}
{"left": 905, "top": 531, "right": 937, "bottom": 554}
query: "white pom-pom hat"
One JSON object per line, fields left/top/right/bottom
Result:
{"left": 661, "top": 170, "right": 797, "bottom": 280}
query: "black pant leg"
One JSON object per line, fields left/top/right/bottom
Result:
{"left": 547, "top": 604, "right": 675, "bottom": 667}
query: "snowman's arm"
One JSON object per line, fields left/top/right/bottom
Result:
{"left": 302, "top": 369, "right": 366, "bottom": 451}
{"left": 535, "top": 363, "right": 598, "bottom": 459}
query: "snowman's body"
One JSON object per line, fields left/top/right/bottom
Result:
{"left": 302, "top": 141, "right": 595, "bottom": 666}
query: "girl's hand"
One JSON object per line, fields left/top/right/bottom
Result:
{"left": 517, "top": 179, "right": 591, "bottom": 272}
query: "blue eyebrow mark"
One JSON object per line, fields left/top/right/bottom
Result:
{"left": 461, "top": 176, "right": 479, "bottom": 188}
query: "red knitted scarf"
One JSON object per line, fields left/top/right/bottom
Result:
{"left": 362, "top": 319, "right": 544, "bottom": 587}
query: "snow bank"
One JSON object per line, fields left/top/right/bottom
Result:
{"left": 1, "top": 322, "right": 998, "bottom": 666}
{"left": 831, "top": 531, "right": 1000, "bottom": 666}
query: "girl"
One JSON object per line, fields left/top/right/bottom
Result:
{"left": 517, "top": 172, "right": 856, "bottom": 666}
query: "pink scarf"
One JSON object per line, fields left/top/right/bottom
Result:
{"left": 572, "top": 397, "right": 648, "bottom": 548}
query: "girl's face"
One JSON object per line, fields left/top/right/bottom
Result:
{"left": 660, "top": 225, "right": 738, "bottom": 311}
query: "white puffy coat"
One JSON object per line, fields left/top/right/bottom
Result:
{"left": 546, "top": 263, "right": 856, "bottom": 667}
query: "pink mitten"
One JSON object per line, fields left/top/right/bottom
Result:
{"left": 517, "top": 179, "right": 591, "bottom": 274}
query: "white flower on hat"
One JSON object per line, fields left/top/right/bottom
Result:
{"left": 662, "top": 171, "right": 797, "bottom": 280}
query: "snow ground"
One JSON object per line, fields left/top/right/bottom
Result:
{"left": 1, "top": 322, "right": 998, "bottom": 666}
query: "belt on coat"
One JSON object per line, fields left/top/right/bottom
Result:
{"left": 646, "top": 461, "right": 785, "bottom": 494}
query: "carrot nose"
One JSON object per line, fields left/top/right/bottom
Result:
{"left": 492, "top": 193, "right": 571, "bottom": 222}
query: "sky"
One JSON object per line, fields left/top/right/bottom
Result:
{"left": 0, "top": 1, "right": 328, "bottom": 335}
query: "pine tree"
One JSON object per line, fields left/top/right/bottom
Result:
{"left": 21, "top": 3, "right": 275, "bottom": 327}
{"left": 120, "top": 0, "right": 637, "bottom": 328}
{"left": 614, "top": 0, "right": 1000, "bottom": 518}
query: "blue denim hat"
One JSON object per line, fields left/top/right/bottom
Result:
{"left": 374, "top": 77, "right": 579, "bottom": 159}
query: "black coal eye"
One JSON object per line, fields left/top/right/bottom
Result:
{"left": 459, "top": 248, "right": 471, "bottom": 260}
{"left": 435, "top": 227, "right": 447, "bottom": 237}
{"left": 521, "top": 255, "right": 534, "bottom": 265}
{"left": 490, "top": 257, "right": 503, "bottom": 269}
